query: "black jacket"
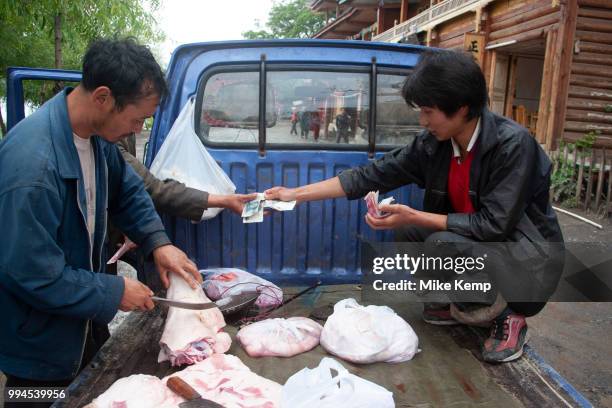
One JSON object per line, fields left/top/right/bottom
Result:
{"left": 338, "top": 109, "right": 563, "bottom": 244}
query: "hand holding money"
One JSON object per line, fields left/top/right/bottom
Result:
{"left": 242, "top": 193, "right": 297, "bottom": 223}
{"left": 364, "top": 191, "right": 395, "bottom": 219}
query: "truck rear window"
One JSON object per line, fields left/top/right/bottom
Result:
{"left": 196, "top": 67, "right": 421, "bottom": 149}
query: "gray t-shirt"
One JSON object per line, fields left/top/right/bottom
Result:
{"left": 73, "top": 133, "right": 96, "bottom": 246}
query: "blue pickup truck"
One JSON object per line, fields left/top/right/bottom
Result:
{"left": 6, "top": 40, "right": 592, "bottom": 407}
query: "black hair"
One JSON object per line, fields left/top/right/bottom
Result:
{"left": 402, "top": 50, "right": 488, "bottom": 120}
{"left": 81, "top": 37, "right": 167, "bottom": 110}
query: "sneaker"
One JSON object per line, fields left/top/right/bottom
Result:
{"left": 482, "top": 313, "right": 528, "bottom": 363}
{"left": 422, "top": 303, "right": 459, "bottom": 326}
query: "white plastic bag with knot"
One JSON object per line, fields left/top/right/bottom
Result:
{"left": 320, "top": 298, "right": 419, "bottom": 364}
{"left": 150, "top": 98, "right": 235, "bottom": 220}
{"left": 281, "top": 357, "right": 395, "bottom": 408}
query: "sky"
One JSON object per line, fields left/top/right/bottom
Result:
{"left": 155, "top": 0, "right": 274, "bottom": 66}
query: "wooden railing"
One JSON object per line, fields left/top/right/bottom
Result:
{"left": 550, "top": 144, "right": 611, "bottom": 218}
{"left": 373, "top": 0, "right": 489, "bottom": 42}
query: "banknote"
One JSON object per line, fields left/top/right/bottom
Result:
{"left": 364, "top": 190, "right": 394, "bottom": 218}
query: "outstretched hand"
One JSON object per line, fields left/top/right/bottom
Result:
{"left": 264, "top": 186, "right": 298, "bottom": 203}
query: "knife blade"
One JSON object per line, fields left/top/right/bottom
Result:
{"left": 151, "top": 296, "right": 219, "bottom": 310}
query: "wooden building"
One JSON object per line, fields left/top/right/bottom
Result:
{"left": 311, "top": 0, "right": 612, "bottom": 151}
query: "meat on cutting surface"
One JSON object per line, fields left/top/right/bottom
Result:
{"left": 158, "top": 273, "right": 231, "bottom": 366}
{"left": 85, "top": 354, "right": 281, "bottom": 408}
{"left": 237, "top": 317, "right": 322, "bottom": 357}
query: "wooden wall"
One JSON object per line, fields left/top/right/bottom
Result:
{"left": 563, "top": 0, "right": 612, "bottom": 148}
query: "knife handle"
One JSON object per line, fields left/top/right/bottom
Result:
{"left": 167, "top": 376, "right": 201, "bottom": 401}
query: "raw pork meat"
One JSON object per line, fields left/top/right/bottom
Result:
{"left": 237, "top": 317, "right": 322, "bottom": 357}
{"left": 201, "top": 268, "right": 283, "bottom": 308}
{"left": 320, "top": 298, "right": 419, "bottom": 364}
{"left": 84, "top": 374, "right": 169, "bottom": 408}
{"left": 86, "top": 354, "right": 281, "bottom": 408}
{"left": 158, "top": 273, "right": 231, "bottom": 366}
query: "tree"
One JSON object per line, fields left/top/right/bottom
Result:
{"left": 242, "top": 0, "right": 326, "bottom": 40}
{"left": 0, "top": 0, "right": 165, "bottom": 136}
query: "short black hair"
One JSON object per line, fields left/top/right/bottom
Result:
{"left": 402, "top": 50, "right": 488, "bottom": 120}
{"left": 81, "top": 38, "right": 167, "bottom": 110}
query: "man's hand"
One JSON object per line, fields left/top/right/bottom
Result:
{"left": 365, "top": 204, "right": 448, "bottom": 231}
{"left": 264, "top": 186, "right": 298, "bottom": 203}
{"left": 119, "top": 277, "right": 155, "bottom": 312}
{"left": 365, "top": 203, "right": 420, "bottom": 230}
{"left": 208, "top": 193, "right": 258, "bottom": 215}
{"left": 152, "top": 245, "right": 201, "bottom": 289}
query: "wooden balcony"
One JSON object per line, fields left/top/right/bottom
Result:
{"left": 373, "top": 0, "right": 491, "bottom": 42}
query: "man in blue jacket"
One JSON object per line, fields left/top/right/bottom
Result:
{"left": 0, "top": 38, "right": 202, "bottom": 400}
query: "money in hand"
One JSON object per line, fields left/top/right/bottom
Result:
{"left": 364, "top": 191, "right": 395, "bottom": 218}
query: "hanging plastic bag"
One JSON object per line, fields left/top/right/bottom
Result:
{"left": 320, "top": 298, "right": 419, "bottom": 364}
{"left": 150, "top": 98, "right": 235, "bottom": 220}
{"left": 201, "top": 268, "right": 283, "bottom": 308}
{"left": 281, "top": 357, "right": 395, "bottom": 408}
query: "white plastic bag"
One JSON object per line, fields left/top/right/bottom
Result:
{"left": 201, "top": 268, "right": 283, "bottom": 308}
{"left": 320, "top": 298, "right": 419, "bottom": 364}
{"left": 281, "top": 357, "right": 395, "bottom": 408}
{"left": 150, "top": 98, "right": 235, "bottom": 220}
{"left": 236, "top": 317, "right": 322, "bottom": 357}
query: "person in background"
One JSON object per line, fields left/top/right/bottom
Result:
{"left": 335, "top": 108, "right": 351, "bottom": 144}
{"left": 107, "top": 134, "right": 255, "bottom": 280}
{"left": 290, "top": 107, "right": 298, "bottom": 136}
{"left": 299, "top": 108, "right": 310, "bottom": 139}
{"left": 266, "top": 50, "right": 564, "bottom": 364}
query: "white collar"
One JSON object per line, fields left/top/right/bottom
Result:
{"left": 451, "top": 117, "right": 481, "bottom": 158}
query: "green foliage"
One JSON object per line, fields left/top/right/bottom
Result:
{"left": 575, "top": 130, "right": 598, "bottom": 151}
{"left": 604, "top": 104, "right": 612, "bottom": 113}
{"left": 242, "top": 0, "right": 326, "bottom": 40}
{"left": 0, "top": 0, "right": 165, "bottom": 107}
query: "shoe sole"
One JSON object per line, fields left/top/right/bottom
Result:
{"left": 422, "top": 318, "right": 460, "bottom": 326}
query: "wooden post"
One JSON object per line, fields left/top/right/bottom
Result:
{"left": 536, "top": 30, "right": 555, "bottom": 144}
{"left": 504, "top": 56, "right": 518, "bottom": 119}
{"left": 595, "top": 148, "right": 605, "bottom": 211}
{"left": 547, "top": 0, "right": 578, "bottom": 151}
{"left": 475, "top": 8, "right": 482, "bottom": 33}
{"left": 606, "top": 149, "right": 612, "bottom": 217}
{"left": 426, "top": 29, "right": 433, "bottom": 46}
{"left": 377, "top": 6, "right": 385, "bottom": 35}
{"left": 576, "top": 147, "right": 584, "bottom": 202}
{"left": 584, "top": 148, "right": 595, "bottom": 210}
{"left": 400, "top": 0, "right": 409, "bottom": 23}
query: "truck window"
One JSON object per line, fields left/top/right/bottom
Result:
{"left": 376, "top": 73, "right": 421, "bottom": 148}
{"left": 266, "top": 70, "right": 369, "bottom": 146}
{"left": 197, "top": 71, "right": 276, "bottom": 144}
{"left": 195, "top": 68, "right": 421, "bottom": 149}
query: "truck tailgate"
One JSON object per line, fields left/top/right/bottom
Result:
{"left": 55, "top": 285, "right": 582, "bottom": 407}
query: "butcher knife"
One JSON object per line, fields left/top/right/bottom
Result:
{"left": 150, "top": 296, "right": 218, "bottom": 311}
{"left": 166, "top": 376, "right": 225, "bottom": 408}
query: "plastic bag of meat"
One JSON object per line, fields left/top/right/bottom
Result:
{"left": 86, "top": 354, "right": 282, "bottom": 408}
{"left": 201, "top": 268, "right": 283, "bottom": 308}
{"left": 237, "top": 317, "right": 323, "bottom": 357}
{"left": 320, "top": 298, "right": 419, "bottom": 364}
{"left": 84, "top": 374, "right": 172, "bottom": 408}
{"left": 281, "top": 357, "right": 394, "bottom": 408}
{"left": 158, "top": 273, "right": 231, "bottom": 366}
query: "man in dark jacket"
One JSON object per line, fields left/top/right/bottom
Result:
{"left": 0, "top": 38, "right": 202, "bottom": 401}
{"left": 265, "top": 50, "right": 564, "bottom": 364}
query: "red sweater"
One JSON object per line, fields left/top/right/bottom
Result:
{"left": 448, "top": 150, "right": 475, "bottom": 214}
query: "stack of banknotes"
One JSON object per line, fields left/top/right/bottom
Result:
{"left": 241, "top": 193, "right": 297, "bottom": 223}
{"left": 364, "top": 191, "right": 395, "bottom": 219}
